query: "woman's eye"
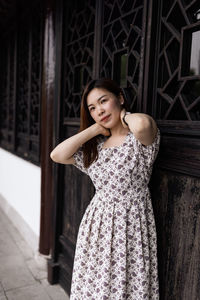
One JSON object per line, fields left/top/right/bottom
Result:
{"left": 101, "top": 99, "right": 107, "bottom": 103}
{"left": 90, "top": 107, "right": 95, "bottom": 112}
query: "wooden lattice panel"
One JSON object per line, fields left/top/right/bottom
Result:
{"left": 156, "top": 0, "right": 200, "bottom": 120}
{"left": 63, "top": 0, "right": 95, "bottom": 120}
{"left": 0, "top": 36, "right": 16, "bottom": 148}
{"left": 100, "top": 0, "right": 145, "bottom": 111}
{"left": 16, "top": 26, "right": 30, "bottom": 136}
{"left": 0, "top": 4, "right": 43, "bottom": 164}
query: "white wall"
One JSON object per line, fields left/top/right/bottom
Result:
{"left": 0, "top": 148, "right": 41, "bottom": 251}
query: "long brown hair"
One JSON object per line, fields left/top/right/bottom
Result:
{"left": 79, "top": 78, "right": 130, "bottom": 168}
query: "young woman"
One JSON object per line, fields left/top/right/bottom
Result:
{"left": 50, "top": 78, "right": 160, "bottom": 300}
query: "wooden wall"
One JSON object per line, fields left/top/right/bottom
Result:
{"left": 151, "top": 169, "right": 200, "bottom": 300}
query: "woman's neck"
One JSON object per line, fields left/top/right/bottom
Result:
{"left": 110, "top": 122, "right": 129, "bottom": 137}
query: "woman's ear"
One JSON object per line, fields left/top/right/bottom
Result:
{"left": 119, "top": 92, "right": 125, "bottom": 106}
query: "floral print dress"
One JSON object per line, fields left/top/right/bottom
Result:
{"left": 70, "top": 129, "right": 160, "bottom": 300}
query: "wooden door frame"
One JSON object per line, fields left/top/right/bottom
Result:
{"left": 47, "top": 0, "right": 64, "bottom": 282}
{"left": 39, "top": 0, "right": 57, "bottom": 255}
{"left": 47, "top": 0, "right": 156, "bottom": 286}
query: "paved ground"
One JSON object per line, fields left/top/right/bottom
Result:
{"left": 0, "top": 208, "right": 69, "bottom": 300}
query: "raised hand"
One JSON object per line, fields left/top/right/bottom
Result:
{"left": 93, "top": 123, "right": 111, "bottom": 136}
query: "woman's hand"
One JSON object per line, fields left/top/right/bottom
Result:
{"left": 92, "top": 123, "right": 111, "bottom": 136}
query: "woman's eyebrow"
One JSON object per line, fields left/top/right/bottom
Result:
{"left": 87, "top": 94, "right": 107, "bottom": 107}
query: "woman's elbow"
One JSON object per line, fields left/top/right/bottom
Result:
{"left": 50, "top": 150, "right": 59, "bottom": 162}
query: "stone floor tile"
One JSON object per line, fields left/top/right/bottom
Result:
{"left": 0, "top": 283, "right": 4, "bottom": 297}
{"left": 0, "top": 255, "right": 35, "bottom": 291}
{"left": 14, "top": 238, "right": 34, "bottom": 260}
{"left": 5, "top": 283, "right": 51, "bottom": 300}
{"left": 0, "top": 207, "right": 68, "bottom": 299}
{"left": 41, "top": 279, "right": 69, "bottom": 300}
{"left": 0, "top": 210, "right": 34, "bottom": 260}
{"left": 0, "top": 229, "right": 21, "bottom": 258}
{"left": 26, "top": 258, "right": 47, "bottom": 281}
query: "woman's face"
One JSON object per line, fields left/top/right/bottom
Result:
{"left": 87, "top": 88, "right": 123, "bottom": 128}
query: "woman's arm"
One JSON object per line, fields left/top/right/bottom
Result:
{"left": 121, "top": 110, "right": 158, "bottom": 146}
{"left": 50, "top": 123, "right": 109, "bottom": 164}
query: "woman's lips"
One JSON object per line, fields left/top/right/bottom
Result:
{"left": 101, "top": 115, "right": 111, "bottom": 122}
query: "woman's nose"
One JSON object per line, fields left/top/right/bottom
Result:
{"left": 97, "top": 106, "right": 105, "bottom": 115}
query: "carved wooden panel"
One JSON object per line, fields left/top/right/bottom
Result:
{"left": 0, "top": 4, "right": 43, "bottom": 164}
{"left": 100, "top": 0, "right": 145, "bottom": 111}
{"left": 16, "top": 14, "right": 43, "bottom": 163}
{"left": 51, "top": 0, "right": 200, "bottom": 296}
{"left": 0, "top": 37, "right": 16, "bottom": 150}
{"left": 58, "top": 0, "right": 96, "bottom": 292}
{"left": 149, "top": 2, "right": 200, "bottom": 299}
{"left": 155, "top": 0, "right": 200, "bottom": 121}
{"left": 57, "top": 0, "right": 148, "bottom": 294}
{"left": 62, "top": 0, "right": 95, "bottom": 121}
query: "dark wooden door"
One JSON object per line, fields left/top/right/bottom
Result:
{"left": 49, "top": 0, "right": 200, "bottom": 298}
{"left": 148, "top": 1, "right": 200, "bottom": 299}
{"left": 49, "top": 0, "right": 149, "bottom": 294}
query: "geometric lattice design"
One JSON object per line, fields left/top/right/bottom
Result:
{"left": 63, "top": 0, "right": 95, "bottom": 120}
{"left": 16, "top": 27, "right": 30, "bottom": 136}
{"left": 0, "top": 40, "right": 15, "bottom": 148}
{"left": 100, "top": 0, "right": 145, "bottom": 112}
{"left": 0, "top": 6, "right": 43, "bottom": 164}
{"left": 16, "top": 17, "right": 42, "bottom": 160}
{"left": 30, "top": 20, "right": 42, "bottom": 138}
{"left": 156, "top": 0, "right": 200, "bottom": 120}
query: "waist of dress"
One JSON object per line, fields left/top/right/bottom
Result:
{"left": 94, "top": 185, "right": 149, "bottom": 203}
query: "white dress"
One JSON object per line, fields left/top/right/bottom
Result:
{"left": 70, "top": 129, "right": 160, "bottom": 300}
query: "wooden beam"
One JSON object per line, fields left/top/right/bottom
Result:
{"left": 39, "top": 0, "right": 55, "bottom": 255}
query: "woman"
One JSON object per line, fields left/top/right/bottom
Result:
{"left": 50, "top": 78, "right": 160, "bottom": 300}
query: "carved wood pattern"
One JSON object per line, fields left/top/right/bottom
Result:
{"left": 63, "top": 0, "right": 95, "bottom": 120}
{"left": 156, "top": 0, "right": 200, "bottom": 121}
{"left": 0, "top": 4, "right": 43, "bottom": 164}
{"left": 16, "top": 26, "right": 29, "bottom": 137}
{"left": 100, "top": 0, "right": 145, "bottom": 111}
{"left": 0, "top": 44, "right": 9, "bottom": 142}
{"left": 56, "top": 0, "right": 147, "bottom": 294}
{"left": 49, "top": 0, "right": 200, "bottom": 297}
{"left": 0, "top": 37, "right": 16, "bottom": 150}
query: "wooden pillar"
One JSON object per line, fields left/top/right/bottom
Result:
{"left": 39, "top": 0, "right": 55, "bottom": 255}
{"left": 47, "top": 0, "right": 64, "bottom": 284}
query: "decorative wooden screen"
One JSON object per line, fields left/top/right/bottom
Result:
{"left": 0, "top": 37, "right": 16, "bottom": 151}
{"left": 62, "top": 0, "right": 146, "bottom": 120}
{"left": 150, "top": 2, "right": 200, "bottom": 299}
{"left": 100, "top": 0, "right": 145, "bottom": 112}
{"left": 0, "top": 5, "right": 43, "bottom": 165}
{"left": 152, "top": 0, "right": 200, "bottom": 177}
{"left": 54, "top": 0, "right": 147, "bottom": 294}
{"left": 50, "top": 0, "right": 200, "bottom": 296}
{"left": 62, "top": 0, "right": 95, "bottom": 122}
{"left": 155, "top": 1, "right": 200, "bottom": 121}
{"left": 56, "top": 0, "right": 97, "bottom": 293}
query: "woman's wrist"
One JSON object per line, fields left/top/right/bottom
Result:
{"left": 122, "top": 112, "right": 131, "bottom": 127}
{"left": 121, "top": 111, "right": 131, "bottom": 128}
{"left": 90, "top": 123, "right": 102, "bottom": 136}
{"left": 90, "top": 123, "right": 110, "bottom": 137}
